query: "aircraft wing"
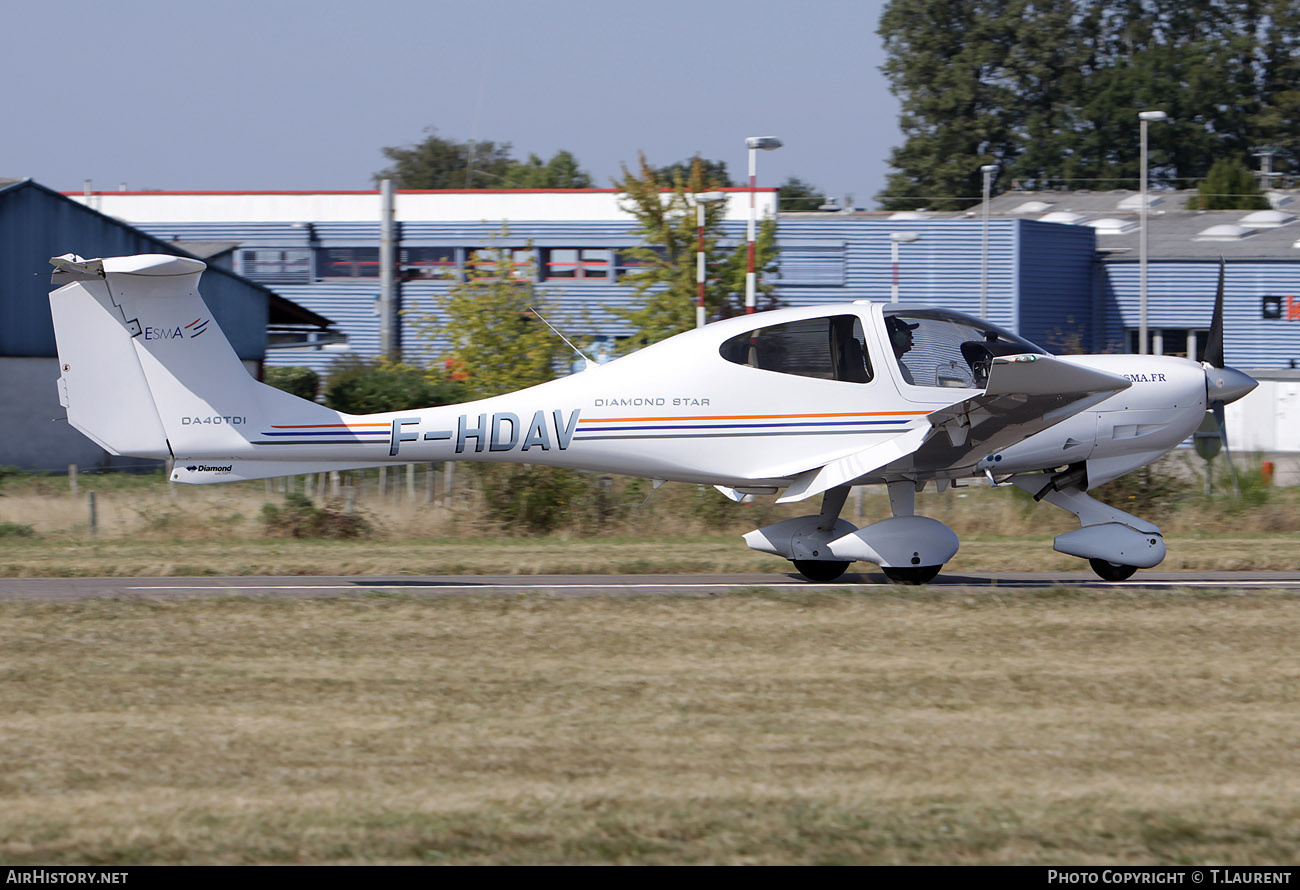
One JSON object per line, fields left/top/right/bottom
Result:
{"left": 777, "top": 354, "right": 1131, "bottom": 502}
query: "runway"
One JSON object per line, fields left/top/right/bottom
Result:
{"left": 1, "top": 571, "right": 1299, "bottom": 601}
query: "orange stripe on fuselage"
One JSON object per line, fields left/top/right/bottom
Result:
{"left": 270, "top": 423, "right": 392, "bottom": 429}
{"left": 580, "top": 411, "right": 930, "bottom": 423}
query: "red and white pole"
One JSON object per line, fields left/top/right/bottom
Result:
{"left": 743, "top": 137, "right": 781, "bottom": 315}
{"left": 696, "top": 200, "right": 707, "bottom": 328}
{"left": 745, "top": 148, "right": 757, "bottom": 314}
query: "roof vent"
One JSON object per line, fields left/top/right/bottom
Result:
{"left": 1041, "top": 211, "right": 1086, "bottom": 225}
{"left": 888, "top": 211, "right": 927, "bottom": 220}
{"left": 1117, "top": 193, "right": 1163, "bottom": 210}
{"left": 1266, "top": 190, "right": 1293, "bottom": 208}
{"left": 1012, "top": 200, "right": 1053, "bottom": 213}
{"left": 1239, "top": 209, "right": 1295, "bottom": 228}
{"left": 1087, "top": 217, "right": 1138, "bottom": 235}
{"left": 1193, "top": 224, "right": 1256, "bottom": 241}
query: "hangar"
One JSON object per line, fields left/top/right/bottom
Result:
{"left": 0, "top": 179, "right": 333, "bottom": 471}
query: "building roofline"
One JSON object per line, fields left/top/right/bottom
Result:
{"left": 63, "top": 186, "right": 778, "bottom": 197}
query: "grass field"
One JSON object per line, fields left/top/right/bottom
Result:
{"left": 2, "top": 589, "right": 1299, "bottom": 865}
{"left": 1, "top": 470, "right": 1297, "bottom": 864}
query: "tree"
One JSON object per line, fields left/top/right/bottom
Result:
{"left": 613, "top": 154, "right": 778, "bottom": 350}
{"left": 500, "top": 150, "right": 594, "bottom": 188}
{"left": 876, "top": 0, "right": 1298, "bottom": 208}
{"left": 374, "top": 128, "right": 515, "bottom": 188}
{"left": 264, "top": 366, "right": 319, "bottom": 402}
{"left": 1187, "top": 158, "right": 1270, "bottom": 210}
{"left": 654, "top": 157, "right": 734, "bottom": 187}
{"left": 426, "top": 232, "right": 562, "bottom": 400}
{"left": 323, "top": 357, "right": 466, "bottom": 414}
{"left": 375, "top": 129, "right": 595, "bottom": 190}
{"left": 778, "top": 176, "right": 824, "bottom": 212}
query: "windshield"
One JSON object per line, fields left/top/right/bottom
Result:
{"left": 882, "top": 307, "right": 1048, "bottom": 388}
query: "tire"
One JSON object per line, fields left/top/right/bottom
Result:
{"left": 1088, "top": 559, "right": 1138, "bottom": 582}
{"left": 881, "top": 565, "right": 942, "bottom": 585}
{"left": 792, "top": 560, "right": 851, "bottom": 583}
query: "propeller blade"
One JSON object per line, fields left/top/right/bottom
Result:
{"left": 1202, "top": 257, "right": 1226, "bottom": 368}
{"left": 1212, "top": 401, "right": 1242, "bottom": 495}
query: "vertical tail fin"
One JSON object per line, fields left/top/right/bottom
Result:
{"left": 49, "top": 253, "right": 336, "bottom": 462}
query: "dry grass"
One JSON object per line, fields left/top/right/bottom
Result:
{"left": 2, "top": 591, "right": 1299, "bottom": 864}
{"left": 0, "top": 465, "right": 1296, "bottom": 577}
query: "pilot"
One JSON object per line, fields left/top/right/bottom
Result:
{"left": 886, "top": 316, "right": 919, "bottom": 383}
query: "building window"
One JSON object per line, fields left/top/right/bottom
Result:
{"left": 1126, "top": 328, "right": 1208, "bottom": 359}
{"left": 615, "top": 247, "right": 665, "bottom": 279}
{"left": 238, "top": 249, "right": 311, "bottom": 284}
{"left": 318, "top": 247, "right": 379, "bottom": 278}
{"left": 316, "top": 247, "right": 457, "bottom": 280}
{"left": 400, "top": 248, "right": 456, "bottom": 280}
{"left": 543, "top": 248, "right": 612, "bottom": 281}
{"left": 466, "top": 248, "right": 534, "bottom": 280}
{"left": 776, "top": 245, "right": 845, "bottom": 286}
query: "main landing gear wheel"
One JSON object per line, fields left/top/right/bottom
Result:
{"left": 792, "top": 560, "right": 851, "bottom": 583}
{"left": 881, "top": 565, "right": 942, "bottom": 585}
{"left": 1088, "top": 559, "right": 1138, "bottom": 582}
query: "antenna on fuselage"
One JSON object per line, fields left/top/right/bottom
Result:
{"left": 529, "top": 307, "right": 597, "bottom": 370}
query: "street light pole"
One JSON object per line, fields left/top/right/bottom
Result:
{"left": 979, "top": 164, "right": 998, "bottom": 319}
{"left": 889, "top": 231, "right": 920, "bottom": 303}
{"left": 745, "top": 136, "right": 782, "bottom": 314}
{"left": 1138, "top": 110, "right": 1168, "bottom": 355}
{"left": 693, "top": 191, "right": 726, "bottom": 328}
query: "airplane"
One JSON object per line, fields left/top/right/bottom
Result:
{"left": 47, "top": 252, "right": 1257, "bottom": 584}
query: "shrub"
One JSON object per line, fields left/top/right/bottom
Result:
{"left": 0, "top": 522, "right": 35, "bottom": 538}
{"left": 264, "top": 366, "right": 320, "bottom": 401}
{"left": 261, "top": 493, "right": 372, "bottom": 539}
{"left": 324, "top": 358, "right": 467, "bottom": 414}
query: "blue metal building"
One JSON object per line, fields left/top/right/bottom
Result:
{"left": 115, "top": 194, "right": 1096, "bottom": 378}
{"left": 0, "top": 179, "right": 332, "bottom": 470}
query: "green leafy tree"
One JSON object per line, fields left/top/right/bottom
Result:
{"left": 323, "top": 357, "right": 466, "bottom": 414}
{"left": 877, "top": 0, "right": 1298, "bottom": 208}
{"left": 428, "top": 234, "right": 562, "bottom": 400}
{"left": 264, "top": 366, "right": 319, "bottom": 402}
{"left": 500, "top": 150, "right": 594, "bottom": 188}
{"left": 654, "top": 157, "right": 735, "bottom": 187}
{"left": 613, "top": 154, "right": 779, "bottom": 350}
{"left": 778, "top": 175, "right": 824, "bottom": 212}
{"left": 422, "top": 230, "right": 590, "bottom": 531}
{"left": 1188, "top": 158, "right": 1271, "bottom": 210}
{"left": 374, "top": 128, "right": 515, "bottom": 188}
{"left": 375, "top": 130, "right": 594, "bottom": 190}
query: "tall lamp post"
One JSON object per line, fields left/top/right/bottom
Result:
{"left": 889, "top": 231, "right": 920, "bottom": 303}
{"left": 979, "top": 164, "right": 998, "bottom": 319}
{"left": 744, "top": 136, "right": 782, "bottom": 313}
{"left": 693, "top": 191, "right": 727, "bottom": 328}
{"left": 1138, "top": 110, "right": 1168, "bottom": 355}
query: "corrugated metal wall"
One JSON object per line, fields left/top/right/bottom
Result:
{"left": 1100, "top": 260, "right": 1300, "bottom": 368}
{"left": 0, "top": 181, "right": 271, "bottom": 360}
{"left": 1017, "top": 220, "right": 1097, "bottom": 351}
{"left": 133, "top": 216, "right": 1104, "bottom": 377}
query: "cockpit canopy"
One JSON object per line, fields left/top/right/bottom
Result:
{"left": 718, "top": 314, "right": 873, "bottom": 383}
{"left": 717, "top": 306, "right": 1048, "bottom": 389}
{"left": 883, "top": 307, "right": 1047, "bottom": 388}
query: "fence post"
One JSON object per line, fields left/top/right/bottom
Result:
{"left": 87, "top": 490, "right": 97, "bottom": 537}
{"left": 68, "top": 464, "right": 78, "bottom": 494}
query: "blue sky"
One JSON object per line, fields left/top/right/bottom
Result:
{"left": 8, "top": 0, "right": 898, "bottom": 206}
